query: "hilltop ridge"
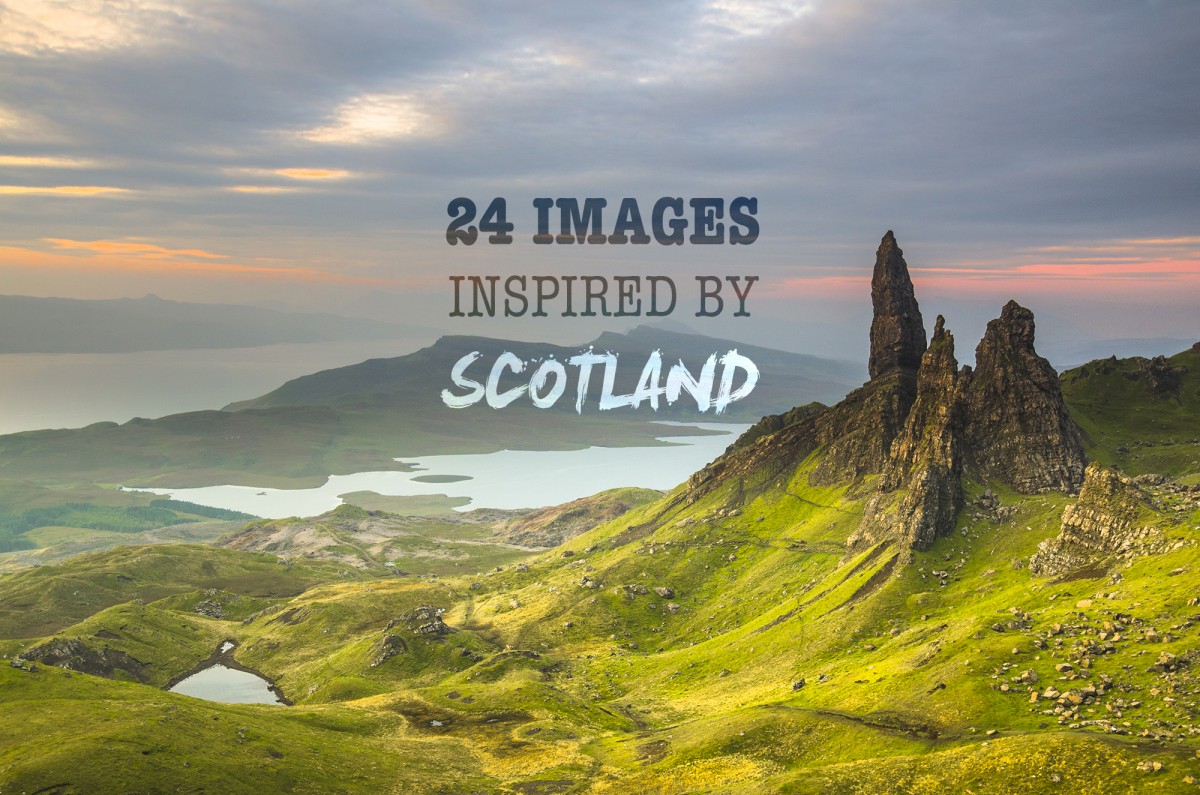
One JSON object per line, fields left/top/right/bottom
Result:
{"left": 694, "top": 231, "right": 1087, "bottom": 557}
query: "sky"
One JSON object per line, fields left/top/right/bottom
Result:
{"left": 0, "top": 0, "right": 1197, "bottom": 361}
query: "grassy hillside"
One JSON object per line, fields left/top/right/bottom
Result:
{"left": 0, "top": 349, "right": 1196, "bottom": 793}
{"left": 0, "top": 480, "right": 256, "bottom": 568}
{"left": 218, "top": 503, "right": 538, "bottom": 576}
{"left": 1063, "top": 344, "right": 1200, "bottom": 480}
{"left": 1, "top": 468, "right": 1197, "bottom": 790}
{"left": 0, "top": 544, "right": 364, "bottom": 640}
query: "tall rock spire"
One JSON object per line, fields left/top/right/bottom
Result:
{"left": 689, "top": 235, "right": 1087, "bottom": 532}
{"left": 959, "top": 300, "right": 1086, "bottom": 493}
{"left": 851, "top": 315, "right": 964, "bottom": 553}
{"left": 868, "top": 231, "right": 927, "bottom": 380}
{"left": 807, "top": 231, "right": 926, "bottom": 484}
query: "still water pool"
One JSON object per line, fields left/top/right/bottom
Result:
{"left": 169, "top": 663, "right": 284, "bottom": 705}
{"left": 133, "top": 421, "right": 747, "bottom": 519}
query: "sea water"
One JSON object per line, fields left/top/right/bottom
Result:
{"left": 130, "top": 422, "right": 747, "bottom": 519}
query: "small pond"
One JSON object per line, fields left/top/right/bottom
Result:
{"left": 169, "top": 664, "right": 284, "bottom": 705}
{"left": 168, "top": 642, "right": 286, "bottom": 705}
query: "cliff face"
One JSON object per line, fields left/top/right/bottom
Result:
{"left": 851, "top": 316, "right": 963, "bottom": 551}
{"left": 809, "top": 231, "right": 924, "bottom": 485}
{"left": 695, "top": 232, "right": 925, "bottom": 496}
{"left": 806, "top": 372, "right": 918, "bottom": 485}
{"left": 959, "top": 301, "right": 1086, "bottom": 494}
{"left": 692, "top": 232, "right": 1087, "bottom": 554}
{"left": 883, "top": 316, "right": 961, "bottom": 491}
{"left": 868, "top": 230, "right": 927, "bottom": 380}
{"left": 1028, "top": 463, "right": 1164, "bottom": 576}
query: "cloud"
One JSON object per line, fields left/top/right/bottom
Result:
{"left": 0, "top": 0, "right": 195, "bottom": 56}
{"left": 770, "top": 233, "right": 1200, "bottom": 301}
{"left": 272, "top": 168, "right": 353, "bottom": 180}
{"left": 0, "top": 0, "right": 1196, "bottom": 341}
{"left": 0, "top": 185, "right": 127, "bottom": 196}
{"left": 43, "top": 238, "right": 228, "bottom": 259}
{"left": 225, "top": 185, "right": 306, "bottom": 194}
{"left": 700, "top": 0, "right": 818, "bottom": 38}
{"left": 298, "top": 92, "right": 443, "bottom": 144}
{"left": 0, "top": 155, "right": 95, "bottom": 167}
{"left": 0, "top": 239, "right": 404, "bottom": 286}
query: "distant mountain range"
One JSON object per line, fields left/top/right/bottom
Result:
{"left": 227, "top": 324, "right": 865, "bottom": 416}
{"left": 0, "top": 294, "right": 426, "bottom": 353}
{"left": 0, "top": 325, "right": 862, "bottom": 488}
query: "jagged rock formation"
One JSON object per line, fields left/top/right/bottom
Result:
{"left": 869, "top": 230, "right": 928, "bottom": 380}
{"left": 851, "top": 316, "right": 963, "bottom": 551}
{"left": 692, "top": 233, "right": 1087, "bottom": 555}
{"left": 1138, "top": 355, "right": 1187, "bottom": 396}
{"left": 693, "top": 232, "right": 926, "bottom": 494}
{"left": 807, "top": 371, "right": 920, "bottom": 485}
{"left": 812, "top": 231, "right": 926, "bottom": 485}
{"left": 700, "top": 234, "right": 926, "bottom": 489}
{"left": 18, "top": 637, "right": 148, "bottom": 682}
{"left": 1029, "top": 463, "right": 1164, "bottom": 576}
{"left": 882, "top": 316, "right": 961, "bottom": 490}
{"left": 959, "top": 301, "right": 1086, "bottom": 494}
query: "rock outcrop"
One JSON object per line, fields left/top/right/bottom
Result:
{"left": 18, "top": 637, "right": 149, "bottom": 682}
{"left": 959, "top": 300, "right": 1086, "bottom": 494}
{"left": 690, "top": 233, "right": 1088, "bottom": 555}
{"left": 809, "top": 231, "right": 927, "bottom": 485}
{"left": 404, "top": 605, "right": 451, "bottom": 636}
{"left": 370, "top": 634, "right": 409, "bottom": 667}
{"left": 868, "top": 230, "right": 927, "bottom": 380}
{"left": 851, "top": 316, "right": 963, "bottom": 551}
{"left": 1029, "top": 463, "right": 1163, "bottom": 576}
{"left": 1138, "top": 355, "right": 1187, "bottom": 397}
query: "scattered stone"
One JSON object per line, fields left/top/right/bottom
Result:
{"left": 403, "top": 606, "right": 451, "bottom": 637}
{"left": 370, "top": 635, "right": 408, "bottom": 667}
{"left": 194, "top": 600, "right": 225, "bottom": 619}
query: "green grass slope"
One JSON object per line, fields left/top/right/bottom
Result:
{"left": 1063, "top": 344, "right": 1200, "bottom": 479}
{"left": 0, "top": 349, "right": 1197, "bottom": 792}
{"left": 2, "top": 454, "right": 1197, "bottom": 792}
{"left": 0, "top": 544, "right": 364, "bottom": 640}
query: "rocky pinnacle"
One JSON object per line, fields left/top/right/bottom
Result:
{"left": 959, "top": 300, "right": 1087, "bottom": 494}
{"left": 851, "top": 315, "right": 964, "bottom": 552}
{"left": 868, "top": 231, "right": 927, "bottom": 380}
